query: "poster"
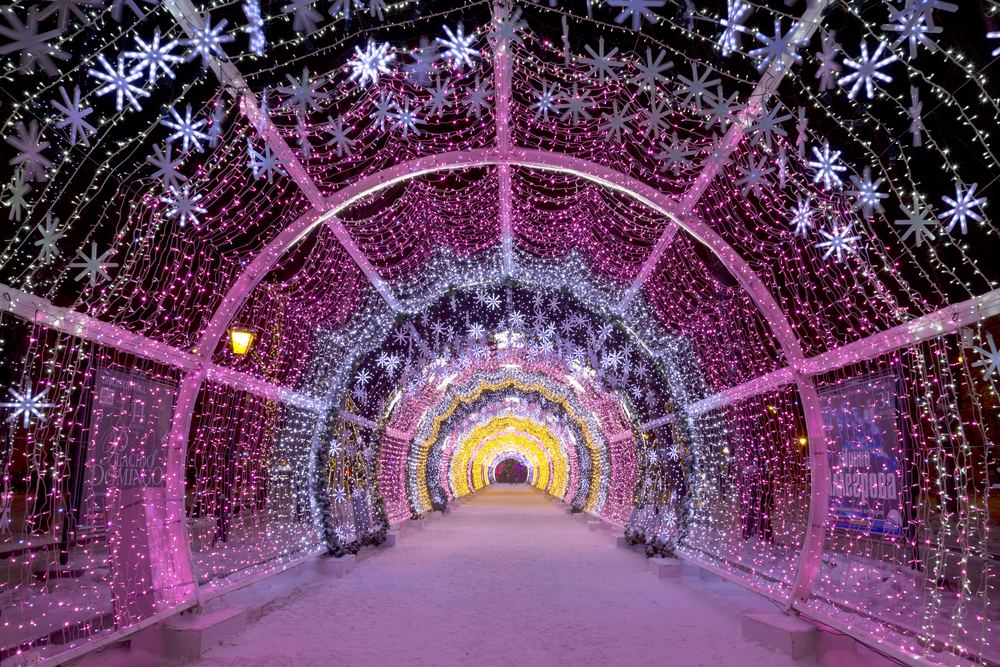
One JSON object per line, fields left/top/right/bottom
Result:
{"left": 81, "top": 366, "right": 176, "bottom": 527}
{"left": 81, "top": 366, "right": 177, "bottom": 623}
{"left": 820, "top": 372, "right": 905, "bottom": 537}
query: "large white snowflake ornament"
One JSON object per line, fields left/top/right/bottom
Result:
{"left": 839, "top": 40, "right": 897, "bottom": 100}
{"left": 147, "top": 142, "right": 186, "bottom": 190}
{"left": 183, "top": 13, "right": 234, "bottom": 66}
{"left": 0, "top": 6, "right": 69, "bottom": 76}
{"left": 580, "top": 38, "right": 622, "bottom": 84}
{"left": 749, "top": 20, "right": 808, "bottom": 73}
{"left": 807, "top": 142, "right": 847, "bottom": 190}
{"left": 814, "top": 30, "right": 842, "bottom": 92}
{"left": 437, "top": 24, "right": 477, "bottom": 70}
{"left": 735, "top": 155, "right": 774, "bottom": 198}
{"left": 940, "top": 182, "right": 986, "bottom": 235}
{"left": 89, "top": 54, "right": 150, "bottom": 111}
{"left": 124, "top": 28, "right": 184, "bottom": 85}
{"left": 790, "top": 197, "right": 814, "bottom": 237}
{"left": 279, "top": 67, "right": 329, "bottom": 117}
{"left": 51, "top": 86, "right": 95, "bottom": 148}
{"left": 608, "top": 0, "right": 665, "bottom": 31}
{"left": 816, "top": 223, "right": 861, "bottom": 262}
{"left": 846, "top": 166, "right": 888, "bottom": 217}
{"left": 894, "top": 198, "right": 937, "bottom": 247}
{"left": 530, "top": 81, "right": 560, "bottom": 122}
{"left": 5, "top": 120, "right": 52, "bottom": 183}
{"left": 161, "top": 104, "right": 211, "bottom": 153}
{"left": 388, "top": 97, "right": 425, "bottom": 138}
{"left": 1, "top": 387, "right": 56, "bottom": 428}
{"left": 324, "top": 115, "right": 355, "bottom": 156}
{"left": 70, "top": 242, "right": 118, "bottom": 286}
{"left": 244, "top": 0, "right": 265, "bottom": 55}
{"left": 282, "top": 0, "right": 323, "bottom": 34}
{"left": 247, "top": 140, "right": 289, "bottom": 183}
{"left": 348, "top": 41, "right": 394, "bottom": 87}
{"left": 162, "top": 184, "right": 207, "bottom": 226}
{"left": 718, "top": 0, "right": 752, "bottom": 57}
{"left": 3, "top": 168, "right": 32, "bottom": 221}
{"left": 34, "top": 212, "right": 64, "bottom": 263}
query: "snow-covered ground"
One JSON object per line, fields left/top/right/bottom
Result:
{"left": 79, "top": 485, "right": 896, "bottom": 667}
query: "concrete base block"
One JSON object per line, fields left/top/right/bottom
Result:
{"left": 741, "top": 613, "right": 817, "bottom": 659}
{"left": 315, "top": 554, "right": 356, "bottom": 578}
{"left": 383, "top": 529, "right": 400, "bottom": 547}
{"left": 816, "top": 629, "right": 857, "bottom": 656}
{"left": 133, "top": 608, "right": 247, "bottom": 658}
{"left": 614, "top": 535, "right": 630, "bottom": 549}
{"left": 649, "top": 557, "right": 682, "bottom": 578}
{"left": 587, "top": 520, "right": 602, "bottom": 532}
{"left": 406, "top": 519, "right": 424, "bottom": 530}
{"left": 443, "top": 505, "right": 452, "bottom": 513}
{"left": 427, "top": 510, "right": 443, "bottom": 520}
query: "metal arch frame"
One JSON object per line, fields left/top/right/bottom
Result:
{"left": 163, "top": 146, "right": 830, "bottom": 607}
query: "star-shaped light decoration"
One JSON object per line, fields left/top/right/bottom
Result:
{"left": 162, "top": 184, "right": 207, "bottom": 226}
{"left": 790, "top": 197, "right": 814, "bottom": 238}
{"left": 580, "top": 37, "right": 622, "bottom": 85}
{"left": 894, "top": 198, "right": 937, "bottom": 247}
{"left": 88, "top": 54, "right": 149, "bottom": 111}
{"left": 124, "top": 28, "right": 184, "bottom": 85}
{"left": 51, "top": 86, "right": 96, "bottom": 147}
{"left": 749, "top": 19, "right": 808, "bottom": 73}
{"left": 816, "top": 223, "right": 861, "bottom": 262}
{"left": 70, "top": 242, "right": 118, "bottom": 286}
{"left": 183, "top": 13, "right": 234, "bottom": 66}
{"left": 348, "top": 41, "right": 394, "bottom": 88}
{"left": 437, "top": 24, "right": 477, "bottom": 70}
{"left": 718, "top": 0, "right": 752, "bottom": 58}
{"left": 1, "top": 386, "right": 56, "bottom": 428}
{"left": 34, "top": 211, "right": 64, "bottom": 263}
{"left": 839, "top": 40, "right": 897, "bottom": 101}
{"left": 846, "top": 166, "right": 888, "bottom": 217}
{"left": 940, "top": 182, "right": 986, "bottom": 235}
{"left": 161, "top": 104, "right": 211, "bottom": 153}
{"left": 807, "top": 142, "right": 847, "bottom": 190}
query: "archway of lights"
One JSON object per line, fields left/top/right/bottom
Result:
{"left": 1, "top": 0, "right": 1000, "bottom": 665}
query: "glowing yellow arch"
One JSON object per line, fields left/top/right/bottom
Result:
{"left": 448, "top": 416, "right": 569, "bottom": 497}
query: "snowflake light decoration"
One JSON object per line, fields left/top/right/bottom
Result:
{"left": 675, "top": 63, "right": 719, "bottom": 113}
{"left": 51, "top": 86, "right": 95, "bottom": 148}
{"left": 807, "top": 142, "right": 847, "bottom": 190}
{"left": 324, "top": 115, "right": 355, "bottom": 157}
{"left": 580, "top": 37, "right": 622, "bottom": 85}
{"left": 718, "top": 0, "right": 752, "bottom": 57}
{"left": 124, "top": 28, "right": 184, "bottom": 84}
{"left": 735, "top": 156, "right": 774, "bottom": 198}
{"left": 1, "top": 387, "right": 56, "bottom": 428}
{"left": 147, "top": 142, "right": 186, "bottom": 190}
{"left": 88, "top": 54, "right": 150, "bottom": 111}
{"left": 162, "top": 184, "right": 207, "bottom": 226}
{"left": 37, "top": 0, "right": 105, "bottom": 31}
{"left": 3, "top": 168, "right": 31, "bottom": 221}
{"left": 34, "top": 212, "right": 64, "bottom": 263}
{"left": 161, "top": 104, "right": 211, "bottom": 153}
{"left": 816, "top": 223, "right": 861, "bottom": 262}
{"left": 846, "top": 166, "right": 888, "bottom": 217}
{"left": 838, "top": 40, "right": 897, "bottom": 101}
{"left": 608, "top": 0, "right": 665, "bottom": 31}
{"left": 654, "top": 132, "right": 697, "bottom": 176}
{"left": 388, "top": 97, "right": 425, "bottom": 138}
{"left": 282, "top": 0, "right": 323, "bottom": 35}
{"left": 882, "top": 2, "right": 942, "bottom": 59}
{"left": 5, "top": 120, "right": 52, "bottom": 182}
{"left": 279, "top": 67, "right": 329, "bottom": 117}
{"left": 183, "top": 13, "right": 234, "bottom": 66}
{"left": 0, "top": 6, "right": 69, "bottom": 76}
{"left": 789, "top": 197, "right": 813, "bottom": 237}
{"left": 557, "top": 84, "right": 594, "bottom": 125}
{"left": 247, "top": 140, "right": 289, "bottom": 183}
{"left": 940, "top": 182, "right": 986, "bottom": 235}
{"left": 629, "top": 48, "right": 673, "bottom": 92}
{"left": 814, "top": 30, "right": 842, "bottom": 92}
{"left": 749, "top": 19, "right": 807, "bottom": 73}
{"left": 70, "top": 242, "right": 118, "bottom": 286}
{"left": 243, "top": 0, "right": 265, "bottom": 55}
{"left": 530, "top": 81, "right": 561, "bottom": 122}
{"left": 989, "top": 31, "right": 1000, "bottom": 57}
{"left": 487, "top": 5, "right": 526, "bottom": 54}
{"left": 348, "top": 41, "right": 394, "bottom": 87}
{"left": 437, "top": 24, "right": 477, "bottom": 70}
{"left": 894, "top": 198, "right": 937, "bottom": 247}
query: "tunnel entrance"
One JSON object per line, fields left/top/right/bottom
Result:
{"left": 494, "top": 459, "right": 528, "bottom": 484}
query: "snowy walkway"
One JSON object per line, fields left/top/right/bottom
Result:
{"left": 85, "top": 485, "right": 887, "bottom": 667}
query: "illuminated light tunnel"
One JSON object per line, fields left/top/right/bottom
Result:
{"left": 1, "top": 0, "right": 1000, "bottom": 665}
